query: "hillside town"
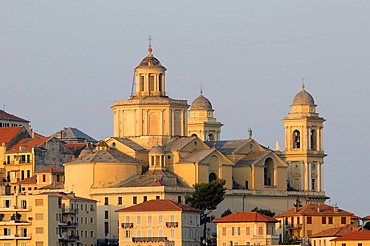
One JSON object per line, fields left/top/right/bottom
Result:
{"left": 0, "top": 44, "right": 368, "bottom": 246}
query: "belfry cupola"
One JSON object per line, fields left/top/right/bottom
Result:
{"left": 188, "top": 89, "right": 223, "bottom": 141}
{"left": 134, "top": 37, "right": 167, "bottom": 97}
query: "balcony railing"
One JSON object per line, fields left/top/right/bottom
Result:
{"left": 0, "top": 206, "right": 32, "bottom": 212}
{"left": 62, "top": 208, "right": 79, "bottom": 214}
{"left": 286, "top": 223, "right": 302, "bottom": 229}
{"left": 0, "top": 220, "right": 32, "bottom": 226}
{"left": 132, "top": 237, "right": 167, "bottom": 243}
{"left": 59, "top": 221, "right": 78, "bottom": 227}
{"left": 121, "top": 223, "right": 133, "bottom": 228}
{"left": 59, "top": 234, "right": 79, "bottom": 241}
{"left": 0, "top": 233, "right": 32, "bottom": 240}
{"left": 166, "top": 222, "right": 179, "bottom": 228}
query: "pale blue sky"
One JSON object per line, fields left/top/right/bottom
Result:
{"left": 1, "top": 1, "right": 369, "bottom": 216}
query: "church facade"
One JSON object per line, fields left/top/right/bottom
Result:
{"left": 64, "top": 43, "right": 327, "bottom": 243}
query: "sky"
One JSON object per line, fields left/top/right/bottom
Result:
{"left": 0, "top": 1, "right": 369, "bottom": 216}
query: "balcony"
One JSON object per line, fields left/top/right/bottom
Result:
{"left": 0, "top": 206, "right": 32, "bottom": 212}
{"left": 0, "top": 233, "right": 32, "bottom": 240}
{"left": 286, "top": 224, "right": 302, "bottom": 230}
{"left": 166, "top": 222, "right": 179, "bottom": 228}
{"left": 62, "top": 208, "right": 79, "bottom": 214}
{"left": 121, "top": 223, "right": 133, "bottom": 228}
{"left": 59, "top": 221, "right": 78, "bottom": 227}
{"left": 132, "top": 237, "right": 167, "bottom": 243}
{"left": 252, "top": 234, "right": 279, "bottom": 240}
{"left": 0, "top": 220, "right": 32, "bottom": 226}
{"left": 58, "top": 234, "right": 79, "bottom": 241}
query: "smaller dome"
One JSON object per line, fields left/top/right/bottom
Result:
{"left": 191, "top": 93, "right": 213, "bottom": 110}
{"left": 149, "top": 144, "right": 165, "bottom": 154}
{"left": 293, "top": 86, "right": 315, "bottom": 105}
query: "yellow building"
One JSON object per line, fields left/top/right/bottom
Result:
{"left": 0, "top": 191, "right": 97, "bottom": 246}
{"left": 310, "top": 224, "right": 361, "bottom": 246}
{"left": 116, "top": 199, "right": 201, "bottom": 246}
{"left": 275, "top": 203, "right": 355, "bottom": 242}
{"left": 63, "top": 42, "right": 329, "bottom": 244}
{"left": 330, "top": 230, "right": 370, "bottom": 246}
{"left": 213, "top": 211, "right": 279, "bottom": 246}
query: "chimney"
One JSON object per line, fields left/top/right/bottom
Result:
{"left": 333, "top": 203, "right": 339, "bottom": 213}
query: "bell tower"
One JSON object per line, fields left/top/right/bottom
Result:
{"left": 282, "top": 85, "right": 326, "bottom": 194}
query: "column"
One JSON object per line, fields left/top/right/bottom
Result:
{"left": 317, "top": 162, "right": 321, "bottom": 192}
{"left": 320, "top": 162, "right": 324, "bottom": 191}
{"left": 308, "top": 162, "right": 312, "bottom": 191}
{"left": 304, "top": 161, "right": 308, "bottom": 191}
{"left": 171, "top": 109, "right": 175, "bottom": 135}
{"left": 160, "top": 110, "right": 164, "bottom": 135}
{"left": 145, "top": 110, "right": 149, "bottom": 135}
{"left": 300, "top": 161, "right": 304, "bottom": 191}
{"left": 180, "top": 110, "right": 184, "bottom": 136}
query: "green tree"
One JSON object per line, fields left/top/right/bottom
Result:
{"left": 221, "top": 208, "right": 232, "bottom": 217}
{"left": 185, "top": 179, "right": 226, "bottom": 245}
{"left": 364, "top": 221, "right": 370, "bottom": 230}
{"left": 251, "top": 207, "right": 276, "bottom": 217}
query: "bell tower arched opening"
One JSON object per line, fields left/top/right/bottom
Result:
{"left": 293, "top": 130, "right": 300, "bottom": 149}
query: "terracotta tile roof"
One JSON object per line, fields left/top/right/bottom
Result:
{"left": 116, "top": 199, "right": 200, "bottom": 212}
{"left": 0, "top": 126, "right": 24, "bottom": 145}
{"left": 6, "top": 137, "right": 50, "bottom": 153}
{"left": 39, "top": 192, "right": 96, "bottom": 202}
{"left": 331, "top": 229, "right": 370, "bottom": 241}
{"left": 0, "top": 110, "right": 29, "bottom": 122}
{"left": 17, "top": 175, "right": 37, "bottom": 184}
{"left": 213, "top": 212, "right": 278, "bottom": 223}
{"left": 311, "top": 224, "right": 361, "bottom": 238}
{"left": 275, "top": 204, "right": 354, "bottom": 217}
{"left": 363, "top": 215, "right": 370, "bottom": 220}
{"left": 36, "top": 167, "right": 64, "bottom": 174}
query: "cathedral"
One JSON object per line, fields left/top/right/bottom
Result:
{"left": 64, "top": 42, "right": 327, "bottom": 242}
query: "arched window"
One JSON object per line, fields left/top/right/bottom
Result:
{"left": 310, "top": 129, "right": 316, "bottom": 150}
{"left": 264, "top": 158, "right": 274, "bottom": 186}
{"left": 208, "top": 133, "right": 214, "bottom": 141}
{"left": 209, "top": 172, "right": 217, "bottom": 182}
{"left": 139, "top": 75, "right": 145, "bottom": 92}
{"left": 293, "top": 130, "right": 300, "bottom": 149}
{"left": 191, "top": 133, "right": 198, "bottom": 137}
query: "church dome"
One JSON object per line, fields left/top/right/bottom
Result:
{"left": 138, "top": 47, "right": 162, "bottom": 67}
{"left": 293, "top": 86, "right": 315, "bottom": 105}
{"left": 191, "top": 93, "right": 213, "bottom": 110}
{"left": 149, "top": 144, "right": 165, "bottom": 154}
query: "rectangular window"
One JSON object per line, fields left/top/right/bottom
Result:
{"left": 118, "top": 197, "right": 122, "bottom": 205}
{"left": 328, "top": 217, "right": 333, "bottom": 224}
{"left": 297, "top": 217, "right": 300, "bottom": 224}
{"left": 148, "top": 215, "right": 152, "bottom": 223}
{"left": 307, "top": 230, "right": 312, "bottom": 236}
{"left": 156, "top": 195, "right": 160, "bottom": 200}
{"left": 341, "top": 217, "right": 347, "bottom": 224}
{"left": 104, "top": 197, "right": 108, "bottom": 205}
{"left": 159, "top": 215, "right": 163, "bottom": 223}
{"left": 178, "top": 196, "right": 182, "bottom": 203}
{"left": 91, "top": 231, "right": 94, "bottom": 237}
{"left": 42, "top": 175, "right": 46, "bottom": 182}
{"left": 35, "top": 213, "right": 43, "bottom": 220}
{"left": 35, "top": 199, "right": 43, "bottom": 206}
{"left": 104, "top": 211, "right": 109, "bottom": 219}
{"left": 125, "top": 216, "right": 130, "bottom": 223}
{"left": 143, "top": 196, "right": 147, "bottom": 202}
{"left": 133, "top": 196, "right": 137, "bottom": 204}
{"left": 35, "top": 242, "right": 43, "bottom": 246}
{"left": 342, "top": 244, "right": 346, "bottom": 246}
{"left": 35, "top": 227, "right": 44, "bottom": 234}
{"left": 137, "top": 215, "right": 141, "bottom": 224}
{"left": 246, "top": 227, "right": 250, "bottom": 235}
{"left": 322, "top": 217, "right": 326, "bottom": 224}
{"left": 222, "top": 227, "right": 226, "bottom": 236}
{"left": 27, "top": 170, "right": 30, "bottom": 178}
{"left": 104, "top": 222, "right": 109, "bottom": 235}
{"left": 258, "top": 226, "right": 263, "bottom": 235}
{"left": 307, "top": 216, "right": 312, "bottom": 224}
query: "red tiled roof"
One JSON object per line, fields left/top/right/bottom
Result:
{"left": 0, "top": 110, "right": 29, "bottom": 122}
{"left": 116, "top": 199, "right": 200, "bottom": 212}
{"left": 363, "top": 215, "right": 370, "bottom": 220}
{"left": 36, "top": 167, "right": 64, "bottom": 174}
{"left": 17, "top": 175, "right": 37, "bottom": 184}
{"left": 311, "top": 224, "right": 361, "bottom": 238}
{"left": 213, "top": 212, "right": 278, "bottom": 223}
{"left": 331, "top": 229, "right": 370, "bottom": 241}
{"left": 6, "top": 137, "right": 50, "bottom": 153}
{"left": 65, "top": 142, "right": 87, "bottom": 150}
{"left": 0, "top": 127, "right": 24, "bottom": 145}
{"left": 275, "top": 204, "right": 354, "bottom": 217}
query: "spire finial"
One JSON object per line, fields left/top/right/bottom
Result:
{"left": 200, "top": 84, "right": 203, "bottom": 95}
{"left": 148, "top": 35, "right": 153, "bottom": 57}
{"left": 301, "top": 78, "right": 305, "bottom": 91}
